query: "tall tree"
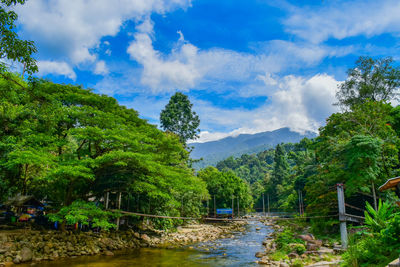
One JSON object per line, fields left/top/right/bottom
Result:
{"left": 160, "top": 92, "right": 200, "bottom": 144}
{"left": 0, "top": 0, "right": 37, "bottom": 74}
{"left": 336, "top": 56, "right": 400, "bottom": 109}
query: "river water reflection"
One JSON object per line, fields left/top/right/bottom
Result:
{"left": 28, "top": 221, "right": 272, "bottom": 267}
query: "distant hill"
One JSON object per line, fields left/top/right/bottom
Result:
{"left": 190, "top": 127, "right": 316, "bottom": 168}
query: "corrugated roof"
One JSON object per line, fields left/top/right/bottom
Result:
{"left": 379, "top": 177, "right": 400, "bottom": 191}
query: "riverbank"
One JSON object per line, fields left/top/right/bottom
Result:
{"left": 0, "top": 221, "right": 246, "bottom": 266}
{"left": 255, "top": 219, "right": 343, "bottom": 267}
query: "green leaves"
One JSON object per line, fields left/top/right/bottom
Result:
{"left": 364, "top": 200, "right": 394, "bottom": 233}
{"left": 337, "top": 56, "right": 400, "bottom": 109}
{"left": 48, "top": 200, "right": 117, "bottom": 230}
{"left": 0, "top": 0, "right": 38, "bottom": 74}
{"left": 160, "top": 92, "right": 200, "bottom": 144}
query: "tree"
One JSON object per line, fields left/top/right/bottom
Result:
{"left": 198, "top": 167, "right": 253, "bottom": 212}
{"left": 336, "top": 56, "right": 400, "bottom": 109}
{"left": 160, "top": 92, "right": 200, "bottom": 144}
{"left": 271, "top": 144, "right": 289, "bottom": 189}
{"left": 345, "top": 135, "right": 383, "bottom": 210}
{"left": 0, "top": 0, "right": 37, "bottom": 74}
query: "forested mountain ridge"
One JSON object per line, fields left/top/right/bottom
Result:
{"left": 190, "top": 127, "right": 316, "bottom": 168}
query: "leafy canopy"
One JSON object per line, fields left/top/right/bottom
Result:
{"left": 0, "top": 0, "right": 37, "bottom": 74}
{"left": 336, "top": 56, "right": 400, "bottom": 109}
{"left": 160, "top": 92, "right": 200, "bottom": 144}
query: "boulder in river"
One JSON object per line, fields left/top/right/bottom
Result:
{"left": 20, "top": 247, "right": 33, "bottom": 262}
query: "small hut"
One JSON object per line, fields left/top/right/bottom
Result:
{"left": 5, "top": 195, "right": 44, "bottom": 221}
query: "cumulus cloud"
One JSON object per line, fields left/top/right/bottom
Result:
{"left": 127, "top": 21, "right": 352, "bottom": 93}
{"left": 38, "top": 61, "right": 76, "bottom": 80}
{"left": 284, "top": 0, "right": 400, "bottom": 43}
{"left": 192, "top": 74, "right": 340, "bottom": 143}
{"left": 127, "top": 22, "right": 201, "bottom": 92}
{"left": 15, "top": 0, "right": 191, "bottom": 70}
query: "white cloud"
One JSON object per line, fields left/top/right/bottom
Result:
{"left": 38, "top": 61, "right": 76, "bottom": 80}
{"left": 127, "top": 22, "right": 201, "bottom": 92}
{"left": 127, "top": 21, "right": 352, "bottom": 93}
{"left": 94, "top": 61, "right": 109, "bottom": 75}
{"left": 192, "top": 74, "right": 340, "bottom": 142}
{"left": 15, "top": 0, "right": 191, "bottom": 70}
{"left": 284, "top": 0, "right": 400, "bottom": 43}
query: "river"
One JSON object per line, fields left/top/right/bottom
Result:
{"left": 27, "top": 221, "right": 272, "bottom": 267}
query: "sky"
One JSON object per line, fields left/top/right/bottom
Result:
{"left": 11, "top": 0, "right": 400, "bottom": 142}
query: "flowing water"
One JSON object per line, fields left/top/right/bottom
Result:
{"left": 27, "top": 221, "right": 273, "bottom": 267}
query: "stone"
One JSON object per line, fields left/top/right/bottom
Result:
{"left": 12, "top": 255, "right": 21, "bottom": 264}
{"left": 255, "top": 251, "right": 266, "bottom": 258}
{"left": 298, "top": 234, "right": 315, "bottom": 242}
{"left": 141, "top": 234, "right": 151, "bottom": 243}
{"left": 307, "top": 242, "right": 320, "bottom": 251}
{"left": 258, "top": 256, "right": 270, "bottom": 265}
{"left": 318, "top": 247, "right": 334, "bottom": 254}
{"left": 20, "top": 247, "right": 33, "bottom": 262}
{"left": 288, "top": 252, "right": 298, "bottom": 259}
{"left": 104, "top": 251, "right": 114, "bottom": 256}
{"left": 280, "top": 262, "right": 290, "bottom": 267}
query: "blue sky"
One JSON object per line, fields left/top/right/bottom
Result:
{"left": 12, "top": 0, "right": 400, "bottom": 142}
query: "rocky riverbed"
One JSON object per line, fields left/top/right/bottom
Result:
{"left": 255, "top": 219, "right": 343, "bottom": 267}
{"left": 0, "top": 221, "right": 246, "bottom": 266}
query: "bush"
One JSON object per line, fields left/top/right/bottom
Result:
{"left": 48, "top": 200, "right": 118, "bottom": 230}
{"left": 275, "top": 229, "right": 305, "bottom": 253}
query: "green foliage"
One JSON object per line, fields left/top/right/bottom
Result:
{"left": 48, "top": 200, "right": 117, "bottom": 230}
{"left": 343, "top": 202, "right": 400, "bottom": 266}
{"left": 198, "top": 166, "right": 253, "bottom": 211}
{"left": 0, "top": 0, "right": 37, "bottom": 74}
{"left": 275, "top": 229, "right": 305, "bottom": 252}
{"left": 336, "top": 56, "right": 400, "bottom": 109}
{"left": 160, "top": 92, "right": 200, "bottom": 144}
{"left": 364, "top": 200, "right": 394, "bottom": 233}
{"left": 0, "top": 76, "right": 208, "bottom": 227}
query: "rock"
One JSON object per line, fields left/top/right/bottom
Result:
{"left": 298, "top": 234, "right": 315, "bottom": 242}
{"left": 258, "top": 256, "right": 270, "bottom": 265}
{"left": 12, "top": 255, "right": 21, "bottom": 264}
{"left": 20, "top": 247, "right": 33, "bottom": 262}
{"left": 104, "top": 251, "right": 114, "bottom": 256}
{"left": 309, "top": 239, "right": 323, "bottom": 247}
{"left": 318, "top": 247, "right": 334, "bottom": 254}
{"left": 255, "top": 251, "right": 266, "bottom": 258}
{"left": 288, "top": 252, "right": 298, "bottom": 259}
{"left": 141, "top": 234, "right": 151, "bottom": 243}
{"left": 307, "top": 242, "right": 320, "bottom": 251}
{"left": 280, "top": 262, "right": 290, "bottom": 267}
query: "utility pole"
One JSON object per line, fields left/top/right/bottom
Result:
{"left": 237, "top": 196, "right": 240, "bottom": 217}
{"left": 337, "top": 184, "right": 348, "bottom": 249}
{"left": 262, "top": 193, "right": 265, "bottom": 216}
{"left": 105, "top": 191, "right": 109, "bottom": 210}
{"left": 116, "top": 192, "right": 122, "bottom": 230}
{"left": 232, "top": 195, "right": 234, "bottom": 219}
{"left": 214, "top": 195, "right": 216, "bottom": 218}
{"left": 207, "top": 198, "right": 209, "bottom": 216}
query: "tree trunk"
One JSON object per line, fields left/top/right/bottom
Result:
{"left": 372, "top": 181, "right": 378, "bottom": 211}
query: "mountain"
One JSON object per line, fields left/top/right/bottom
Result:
{"left": 190, "top": 127, "right": 316, "bottom": 168}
